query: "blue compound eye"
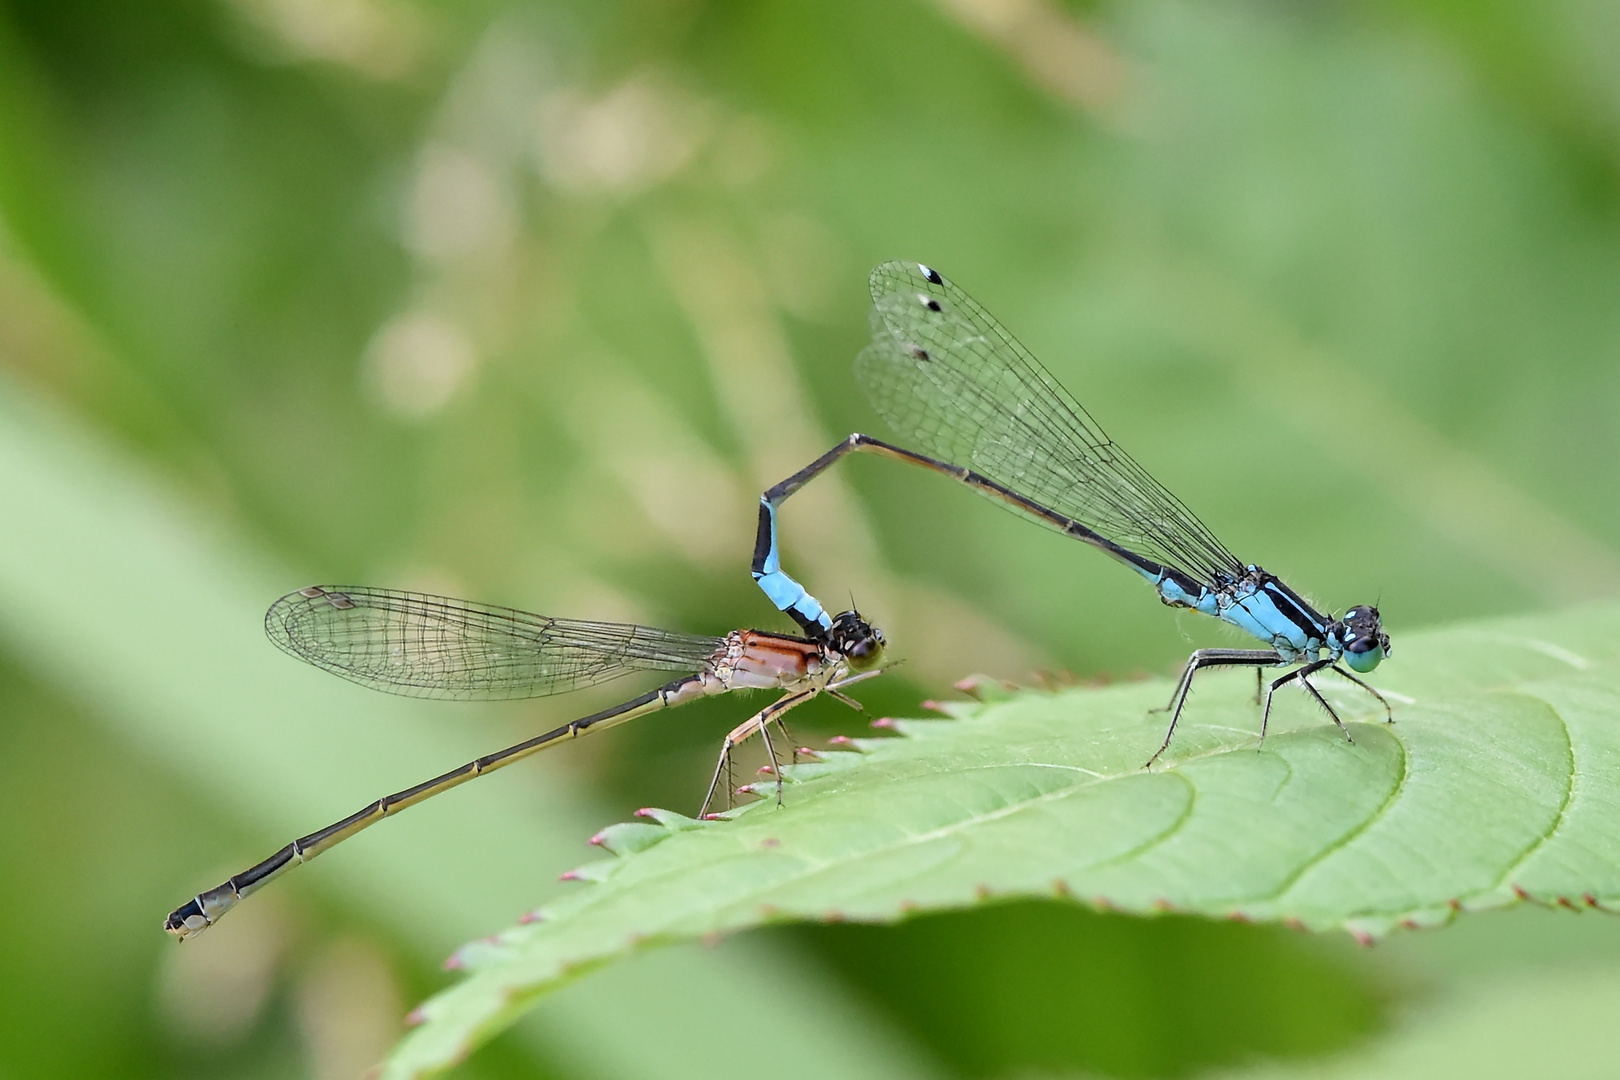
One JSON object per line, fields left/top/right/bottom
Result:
{"left": 1343, "top": 638, "right": 1385, "bottom": 673}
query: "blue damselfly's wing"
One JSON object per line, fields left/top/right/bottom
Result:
{"left": 854, "top": 261, "right": 1243, "bottom": 584}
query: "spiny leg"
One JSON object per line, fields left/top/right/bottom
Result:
{"left": 699, "top": 728, "right": 743, "bottom": 819}
{"left": 1330, "top": 665, "right": 1394, "bottom": 723}
{"left": 804, "top": 666, "right": 889, "bottom": 752}
{"left": 697, "top": 666, "right": 899, "bottom": 818}
{"left": 1155, "top": 648, "right": 1280, "bottom": 715}
{"left": 759, "top": 711, "right": 807, "bottom": 806}
{"left": 827, "top": 688, "right": 865, "bottom": 711}
{"left": 755, "top": 690, "right": 816, "bottom": 806}
{"left": 1147, "top": 648, "right": 1281, "bottom": 767}
{"left": 701, "top": 712, "right": 767, "bottom": 819}
{"left": 699, "top": 690, "right": 814, "bottom": 818}
{"left": 701, "top": 721, "right": 762, "bottom": 819}
{"left": 773, "top": 708, "right": 829, "bottom": 763}
{"left": 771, "top": 715, "right": 806, "bottom": 760}
{"left": 827, "top": 666, "right": 886, "bottom": 697}
{"left": 1295, "top": 672, "right": 1353, "bottom": 743}
{"left": 782, "top": 688, "right": 860, "bottom": 758}
{"left": 1261, "top": 659, "right": 1346, "bottom": 744}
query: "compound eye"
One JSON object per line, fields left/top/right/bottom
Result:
{"left": 1343, "top": 635, "right": 1385, "bottom": 673}
{"left": 847, "top": 634, "right": 885, "bottom": 667}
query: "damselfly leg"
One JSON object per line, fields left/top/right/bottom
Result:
{"left": 699, "top": 667, "right": 888, "bottom": 818}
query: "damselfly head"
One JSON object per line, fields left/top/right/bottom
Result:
{"left": 827, "top": 610, "right": 886, "bottom": 670}
{"left": 1337, "top": 605, "right": 1390, "bottom": 672}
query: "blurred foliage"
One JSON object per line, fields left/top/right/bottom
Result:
{"left": 2, "top": 0, "right": 1619, "bottom": 1077}
{"left": 809, "top": 902, "right": 1382, "bottom": 1079}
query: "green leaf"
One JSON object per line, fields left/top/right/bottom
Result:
{"left": 381, "top": 602, "right": 1620, "bottom": 1077}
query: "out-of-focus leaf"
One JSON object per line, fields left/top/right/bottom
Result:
{"left": 1206, "top": 963, "right": 1620, "bottom": 1080}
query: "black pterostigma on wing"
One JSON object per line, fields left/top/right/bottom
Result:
{"left": 854, "top": 260, "right": 1244, "bottom": 586}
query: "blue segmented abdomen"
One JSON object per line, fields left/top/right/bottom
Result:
{"left": 754, "top": 501, "right": 832, "bottom": 632}
{"left": 1149, "top": 569, "right": 1221, "bottom": 617}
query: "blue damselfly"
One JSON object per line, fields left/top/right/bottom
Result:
{"left": 753, "top": 262, "right": 1389, "bottom": 764}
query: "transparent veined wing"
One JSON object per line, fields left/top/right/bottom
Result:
{"left": 854, "top": 261, "right": 1243, "bottom": 585}
{"left": 265, "top": 587, "right": 726, "bottom": 701}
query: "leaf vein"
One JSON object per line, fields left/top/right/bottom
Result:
{"left": 1247, "top": 729, "right": 1409, "bottom": 906}
{"left": 1486, "top": 690, "right": 1577, "bottom": 895}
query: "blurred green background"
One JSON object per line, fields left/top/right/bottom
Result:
{"left": 4, "top": 0, "right": 1620, "bottom": 1077}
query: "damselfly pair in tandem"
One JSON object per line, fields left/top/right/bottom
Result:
{"left": 167, "top": 260, "right": 1392, "bottom": 940}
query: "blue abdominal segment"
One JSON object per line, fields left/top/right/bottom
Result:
{"left": 1145, "top": 567, "right": 1220, "bottom": 616}
{"left": 753, "top": 500, "right": 832, "bottom": 633}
